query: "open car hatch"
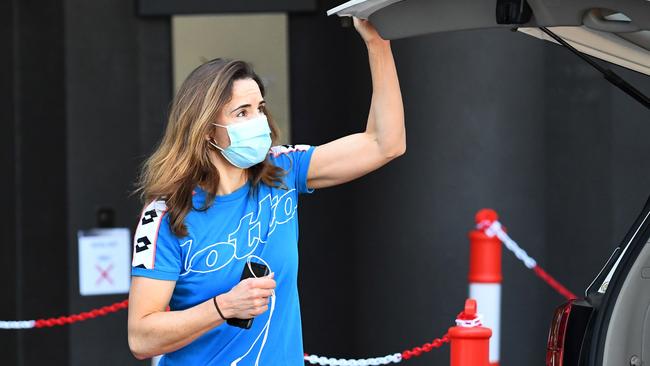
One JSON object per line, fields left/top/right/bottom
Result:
{"left": 327, "top": 0, "right": 650, "bottom": 77}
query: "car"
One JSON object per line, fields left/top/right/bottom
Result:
{"left": 327, "top": 0, "right": 649, "bottom": 104}
{"left": 328, "top": 1, "right": 649, "bottom": 365}
{"left": 546, "top": 195, "right": 650, "bottom": 366}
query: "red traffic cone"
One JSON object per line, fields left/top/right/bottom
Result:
{"left": 449, "top": 299, "right": 492, "bottom": 366}
{"left": 469, "top": 208, "right": 502, "bottom": 366}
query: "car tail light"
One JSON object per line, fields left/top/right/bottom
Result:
{"left": 546, "top": 301, "right": 574, "bottom": 366}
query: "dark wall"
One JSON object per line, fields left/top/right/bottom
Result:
{"left": 1, "top": 0, "right": 171, "bottom": 365}
{"left": 0, "top": 2, "right": 18, "bottom": 364}
{"left": 355, "top": 29, "right": 551, "bottom": 364}
{"left": 289, "top": 6, "right": 373, "bottom": 357}
{"left": 291, "top": 2, "right": 650, "bottom": 365}
{"left": 0, "top": 1, "right": 69, "bottom": 365}
{"left": 610, "top": 68, "right": 650, "bottom": 238}
{"left": 64, "top": 0, "right": 171, "bottom": 365}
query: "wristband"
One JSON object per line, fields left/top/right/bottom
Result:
{"left": 213, "top": 296, "right": 228, "bottom": 320}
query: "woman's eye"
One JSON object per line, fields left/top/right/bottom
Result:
{"left": 237, "top": 110, "right": 246, "bottom": 117}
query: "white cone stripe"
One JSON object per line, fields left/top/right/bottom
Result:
{"left": 470, "top": 283, "right": 501, "bottom": 364}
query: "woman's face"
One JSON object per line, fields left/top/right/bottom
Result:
{"left": 211, "top": 78, "right": 266, "bottom": 149}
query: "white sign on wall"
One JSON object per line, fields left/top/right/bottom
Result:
{"left": 78, "top": 228, "right": 131, "bottom": 296}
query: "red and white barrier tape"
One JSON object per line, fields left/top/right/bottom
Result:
{"left": 455, "top": 313, "right": 483, "bottom": 328}
{"left": 304, "top": 331, "right": 452, "bottom": 365}
{"left": 0, "top": 320, "right": 35, "bottom": 329}
{"left": 478, "top": 220, "right": 578, "bottom": 300}
{"left": 0, "top": 216, "right": 576, "bottom": 366}
{"left": 304, "top": 352, "right": 403, "bottom": 365}
{"left": 0, "top": 299, "right": 452, "bottom": 363}
{"left": 0, "top": 300, "right": 129, "bottom": 329}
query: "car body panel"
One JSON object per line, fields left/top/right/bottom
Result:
{"left": 600, "top": 237, "right": 650, "bottom": 365}
{"left": 517, "top": 27, "right": 650, "bottom": 75}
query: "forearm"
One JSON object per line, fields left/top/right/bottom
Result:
{"left": 365, "top": 40, "right": 405, "bottom": 157}
{"left": 129, "top": 294, "right": 228, "bottom": 359}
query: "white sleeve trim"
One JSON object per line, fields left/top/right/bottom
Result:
{"left": 132, "top": 200, "right": 168, "bottom": 270}
{"left": 269, "top": 144, "right": 311, "bottom": 158}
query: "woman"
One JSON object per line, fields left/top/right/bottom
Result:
{"left": 128, "top": 17, "right": 405, "bottom": 365}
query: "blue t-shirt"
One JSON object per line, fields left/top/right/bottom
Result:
{"left": 131, "top": 145, "right": 315, "bottom": 366}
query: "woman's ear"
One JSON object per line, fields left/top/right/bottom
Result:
{"left": 205, "top": 124, "right": 216, "bottom": 142}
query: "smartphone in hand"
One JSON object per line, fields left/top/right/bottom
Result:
{"left": 227, "top": 262, "right": 270, "bottom": 329}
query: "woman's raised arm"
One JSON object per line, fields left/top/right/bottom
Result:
{"left": 306, "top": 18, "right": 406, "bottom": 189}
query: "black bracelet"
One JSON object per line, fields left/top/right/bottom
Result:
{"left": 213, "top": 296, "right": 228, "bottom": 320}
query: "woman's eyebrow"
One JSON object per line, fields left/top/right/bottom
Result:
{"left": 230, "top": 100, "right": 266, "bottom": 113}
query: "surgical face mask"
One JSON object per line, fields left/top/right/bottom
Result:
{"left": 210, "top": 114, "right": 272, "bottom": 169}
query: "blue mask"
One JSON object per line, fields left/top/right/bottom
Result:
{"left": 210, "top": 115, "right": 272, "bottom": 169}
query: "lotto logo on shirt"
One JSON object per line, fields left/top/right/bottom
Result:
{"left": 179, "top": 189, "right": 297, "bottom": 276}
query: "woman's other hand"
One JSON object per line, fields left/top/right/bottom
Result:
{"left": 217, "top": 273, "right": 276, "bottom": 319}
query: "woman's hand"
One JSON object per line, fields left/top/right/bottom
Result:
{"left": 217, "top": 273, "right": 276, "bottom": 319}
{"left": 353, "top": 17, "right": 388, "bottom": 46}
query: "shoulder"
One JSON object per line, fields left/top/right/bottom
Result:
{"left": 132, "top": 199, "right": 172, "bottom": 269}
{"left": 268, "top": 145, "right": 313, "bottom": 169}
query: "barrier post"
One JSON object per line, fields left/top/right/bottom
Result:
{"left": 448, "top": 299, "right": 492, "bottom": 366}
{"left": 469, "top": 209, "right": 502, "bottom": 366}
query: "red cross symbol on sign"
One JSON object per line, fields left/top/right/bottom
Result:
{"left": 96, "top": 263, "right": 114, "bottom": 285}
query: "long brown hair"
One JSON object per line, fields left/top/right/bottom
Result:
{"left": 136, "top": 59, "right": 285, "bottom": 237}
